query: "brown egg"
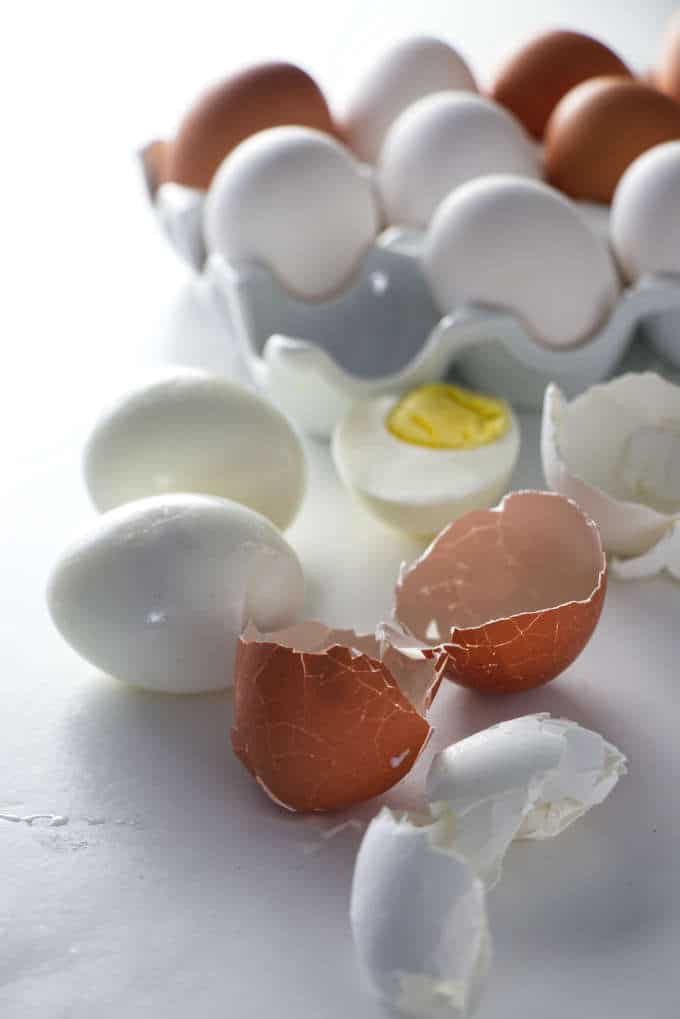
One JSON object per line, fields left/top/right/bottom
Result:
{"left": 162, "top": 62, "right": 336, "bottom": 190}
{"left": 545, "top": 76, "right": 680, "bottom": 202}
{"left": 659, "top": 12, "right": 680, "bottom": 101}
{"left": 394, "top": 491, "right": 607, "bottom": 695}
{"left": 231, "top": 621, "right": 441, "bottom": 813}
{"left": 490, "top": 30, "right": 631, "bottom": 138}
{"left": 140, "top": 139, "right": 170, "bottom": 196}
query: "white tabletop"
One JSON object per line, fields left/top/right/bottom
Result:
{"left": 2, "top": 2, "right": 679, "bottom": 1017}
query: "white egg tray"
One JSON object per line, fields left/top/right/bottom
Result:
{"left": 143, "top": 163, "right": 680, "bottom": 435}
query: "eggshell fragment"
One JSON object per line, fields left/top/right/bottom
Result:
{"left": 541, "top": 375, "right": 680, "bottom": 558}
{"left": 610, "top": 141, "right": 680, "bottom": 282}
{"left": 47, "top": 495, "right": 304, "bottom": 693}
{"left": 378, "top": 92, "right": 542, "bottom": 229}
{"left": 394, "top": 491, "right": 606, "bottom": 694}
{"left": 350, "top": 807, "right": 490, "bottom": 1018}
{"left": 162, "top": 62, "right": 336, "bottom": 190}
{"left": 426, "top": 714, "right": 627, "bottom": 887}
{"left": 204, "top": 127, "right": 380, "bottom": 300}
{"left": 83, "top": 371, "right": 306, "bottom": 531}
{"left": 232, "top": 622, "right": 441, "bottom": 812}
{"left": 545, "top": 77, "right": 680, "bottom": 203}
{"left": 490, "top": 30, "right": 631, "bottom": 139}
{"left": 339, "top": 35, "right": 477, "bottom": 164}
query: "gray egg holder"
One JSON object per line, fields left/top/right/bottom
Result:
{"left": 144, "top": 167, "right": 680, "bottom": 436}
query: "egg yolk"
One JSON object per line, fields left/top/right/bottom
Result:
{"left": 386, "top": 383, "right": 510, "bottom": 449}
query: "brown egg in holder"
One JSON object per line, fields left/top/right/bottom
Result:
{"left": 394, "top": 491, "right": 607, "bottom": 695}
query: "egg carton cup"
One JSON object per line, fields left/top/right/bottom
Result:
{"left": 139, "top": 153, "right": 680, "bottom": 429}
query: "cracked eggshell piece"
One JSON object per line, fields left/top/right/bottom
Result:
{"left": 46, "top": 495, "right": 304, "bottom": 694}
{"left": 350, "top": 807, "right": 490, "bottom": 1019}
{"left": 339, "top": 35, "right": 477, "bottom": 165}
{"left": 426, "top": 713, "right": 627, "bottom": 887}
{"left": 424, "top": 175, "right": 620, "bottom": 350}
{"left": 332, "top": 387, "right": 520, "bottom": 537}
{"left": 378, "top": 92, "right": 542, "bottom": 230}
{"left": 231, "top": 621, "right": 441, "bottom": 812}
{"left": 541, "top": 375, "right": 680, "bottom": 559}
{"left": 83, "top": 371, "right": 306, "bottom": 531}
{"left": 394, "top": 491, "right": 607, "bottom": 694}
{"left": 204, "top": 127, "right": 380, "bottom": 301}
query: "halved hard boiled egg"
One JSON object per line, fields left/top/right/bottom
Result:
{"left": 332, "top": 383, "right": 520, "bottom": 536}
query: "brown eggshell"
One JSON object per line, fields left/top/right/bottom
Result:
{"left": 545, "top": 76, "right": 680, "bottom": 202}
{"left": 231, "top": 621, "right": 441, "bottom": 812}
{"left": 394, "top": 491, "right": 607, "bottom": 695}
{"left": 163, "top": 62, "right": 337, "bottom": 190}
{"left": 140, "top": 139, "right": 171, "bottom": 197}
{"left": 659, "top": 12, "right": 680, "bottom": 101}
{"left": 491, "top": 30, "right": 631, "bottom": 139}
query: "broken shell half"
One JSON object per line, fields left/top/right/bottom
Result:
{"left": 541, "top": 374, "right": 680, "bottom": 565}
{"left": 231, "top": 621, "right": 441, "bottom": 812}
{"left": 426, "top": 713, "right": 627, "bottom": 888}
{"left": 350, "top": 807, "right": 490, "bottom": 1019}
{"left": 394, "top": 491, "right": 607, "bottom": 694}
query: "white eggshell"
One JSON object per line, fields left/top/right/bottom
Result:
{"left": 424, "top": 175, "right": 620, "bottom": 349}
{"left": 83, "top": 371, "right": 306, "bottom": 531}
{"left": 47, "top": 494, "right": 304, "bottom": 693}
{"left": 340, "top": 36, "right": 477, "bottom": 164}
{"left": 350, "top": 807, "right": 490, "bottom": 1018}
{"left": 610, "top": 141, "right": 680, "bottom": 282}
{"left": 426, "top": 714, "right": 627, "bottom": 888}
{"left": 204, "top": 127, "right": 379, "bottom": 300}
{"left": 541, "top": 375, "right": 680, "bottom": 557}
{"left": 332, "top": 393, "right": 520, "bottom": 537}
{"left": 379, "top": 93, "right": 542, "bottom": 229}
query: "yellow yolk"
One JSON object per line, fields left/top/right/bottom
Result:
{"left": 386, "top": 383, "right": 510, "bottom": 449}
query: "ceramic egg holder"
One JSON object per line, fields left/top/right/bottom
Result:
{"left": 142, "top": 155, "right": 680, "bottom": 434}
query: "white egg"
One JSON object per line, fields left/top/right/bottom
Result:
{"left": 47, "top": 494, "right": 304, "bottom": 693}
{"left": 425, "top": 175, "right": 620, "bottom": 349}
{"left": 541, "top": 373, "right": 680, "bottom": 558}
{"left": 83, "top": 371, "right": 306, "bottom": 531}
{"left": 350, "top": 807, "right": 490, "bottom": 1018}
{"left": 610, "top": 141, "right": 680, "bottom": 283}
{"left": 339, "top": 35, "right": 477, "bottom": 164}
{"left": 378, "top": 93, "right": 542, "bottom": 229}
{"left": 204, "top": 127, "right": 379, "bottom": 300}
{"left": 332, "top": 385, "right": 520, "bottom": 536}
{"left": 426, "top": 714, "right": 626, "bottom": 888}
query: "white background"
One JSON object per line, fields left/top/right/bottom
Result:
{"left": 1, "top": 2, "right": 679, "bottom": 1017}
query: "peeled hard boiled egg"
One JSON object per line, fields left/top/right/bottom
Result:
{"left": 204, "top": 127, "right": 380, "bottom": 300}
{"left": 610, "top": 141, "right": 680, "bottom": 282}
{"left": 332, "top": 383, "right": 520, "bottom": 536}
{"left": 162, "top": 62, "right": 336, "bottom": 190}
{"left": 47, "top": 495, "right": 304, "bottom": 693}
{"left": 541, "top": 373, "right": 680, "bottom": 559}
{"left": 83, "top": 371, "right": 306, "bottom": 531}
{"left": 424, "top": 175, "right": 620, "bottom": 349}
{"left": 350, "top": 807, "right": 490, "bottom": 1019}
{"left": 378, "top": 92, "right": 542, "bottom": 229}
{"left": 339, "top": 35, "right": 477, "bottom": 164}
